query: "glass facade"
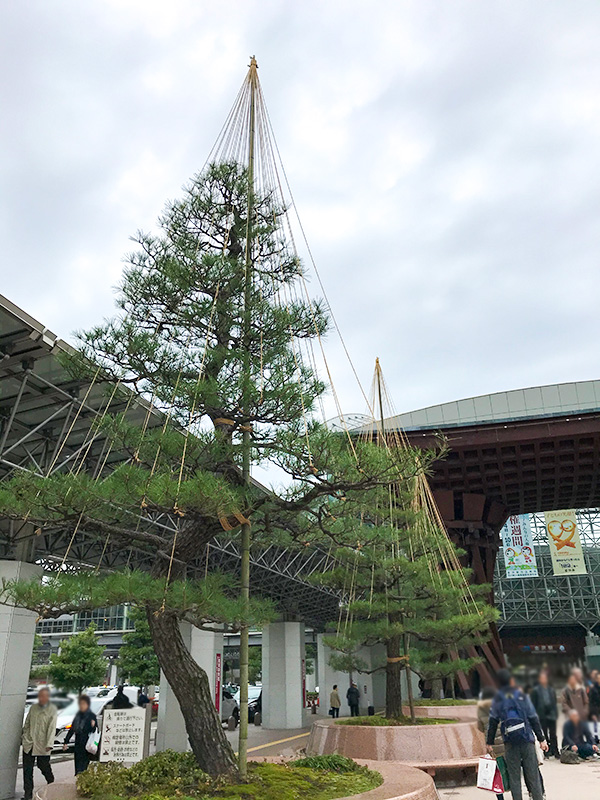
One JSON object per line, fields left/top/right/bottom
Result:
{"left": 36, "top": 605, "right": 134, "bottom": 636}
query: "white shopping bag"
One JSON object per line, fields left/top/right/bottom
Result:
{"left": 86, "top": 729, "right": 100, "bottom": 755}
{"left": 477, "top": 756, "right": 498, "bottom": 791}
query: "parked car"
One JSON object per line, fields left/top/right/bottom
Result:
{"left": 233, "top": 685, "right": 262, "bottom": 722}
{"left": 221, "top": 687, "right": 239, "bottom": 724}
{"left": 94, "top": 685, "right": 139, "bottom": 704}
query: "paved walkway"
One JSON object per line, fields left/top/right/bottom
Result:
{"left": 438, "top": 756, "right": 600, "bottom": 798}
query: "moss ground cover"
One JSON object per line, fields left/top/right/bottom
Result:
{"left": 77, "top": 752, "right": 382, "bottom": 800}
{"left": 337, "top": 715, "right": 456, "bottom": 726}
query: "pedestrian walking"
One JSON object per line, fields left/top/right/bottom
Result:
{"left": 346, "top": 682, "right": 360, "bottom": 717}
{"left": 478, "top": 686, "right": 507, "bottom": 799}
{"left": 63, "top": 694, "right": 97, "bottom": 775}
{"left": 137, "top": 688, "right": 149, "bottom": 707}
{"left": 562, "top": 708, "right": 599, "bottom": 760}
{"left": 486, "top": 669, "right": 548, "bottom": 800}
{"left": 21, "top": 687, "right": 57, "bottom": 800}
{"left": 329, "top": 684, "right": 341, "bottom": 718}
{"left": 109, "top": 685, "right": 133, "bottom": 709}
{"left": 561, "top": 670, "right": 589, "bottom": 719}
{"left": 530, "top": 670, "right": 558, "bottom": 757}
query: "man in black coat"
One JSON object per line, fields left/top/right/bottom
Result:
{"left": 110, "top": 686, "right": 133, "bottom": 709}
{"left": 530, "top": 670, "right": 558, "bottom": 757}
{"left": 346, "top": 682, "right": 360, "bottom": 717}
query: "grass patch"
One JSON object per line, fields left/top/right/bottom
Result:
{"left": 411, "top": 699, "right": 476, "bottom": 707}
{"left": 77, "top": 752, "right": 382, "bottom": 800}
{"left": 337, "top": 715, "right": 456, "bottom": 726}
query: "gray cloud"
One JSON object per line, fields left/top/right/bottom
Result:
{"left": 2, "top": 0, "right": 600, "bottom": 420}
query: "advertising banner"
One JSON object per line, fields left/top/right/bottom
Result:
{"left": 544, "top": 509, "right": 587, "bottom": 576}
{"left": 501, "top": 514, "right": 539, "bottom": 578}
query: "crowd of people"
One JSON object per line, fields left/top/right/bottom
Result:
{"left": 477, "top": 666, "right": 600, "bottom": 800}
{"left": 21, "top": 685, "right": 145, "bottom": 800}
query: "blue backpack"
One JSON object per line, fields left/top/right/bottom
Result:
{"left": 498, "top": 688, "right": 532, "bottom": 743}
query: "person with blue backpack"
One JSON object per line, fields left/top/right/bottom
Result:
{"left": 486, "top": 669, "right": 548, "bottom": 800}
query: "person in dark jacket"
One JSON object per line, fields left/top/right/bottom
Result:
{"left": 63, "top": 695, "right": 97, "bottom": 775}
{"left": 561, "top": 670, "right": 588, "bottom": 718}
{"left": 346, "top": 683, "right": 360, "bottom": 717}
{"left": 530, "top": 670, "right": 558, "bottom": 757}
{"left": 486, "top": 669, "right": 547, "bottom": 800}
{"left": 110, "top": 686, "right": 133, "bottom": 709}
{"left": 562, "top": 708, "right": 599, "bottom": 759}
{"left": 137, "top": 688, "right": 149, "bottom": 707}
{"left": 589, "top": 672, "right": 600, "bottom": 721}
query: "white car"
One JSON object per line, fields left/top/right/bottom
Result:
{"left": 221, "top": 688, "right": 239, "bottom": 724}
{"left": 94, "top": 686, "right": 138, "bottom": 703}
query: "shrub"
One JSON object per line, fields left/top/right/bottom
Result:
{"left": 292, "top": 755, "right": 363, "bottom": 773}
{"left": 77, "top": 762, "right": 129, "bottom": 798}
{"left": 77, "top": 751, "right": 210, "bottom": 799}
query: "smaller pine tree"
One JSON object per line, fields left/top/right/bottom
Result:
{"left": 118, "top": 607, "right": 160, "bottom": 688}
{"left": 49, "top": 624, "right": 107, "bottom": 695}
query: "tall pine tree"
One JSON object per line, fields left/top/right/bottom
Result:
{"left": 0, "top": 152, "right": 410, "bottom": 775}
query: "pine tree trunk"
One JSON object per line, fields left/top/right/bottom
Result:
{"left": 147, "top": 609, "right": 239, "bottom": 780}
{"left": 403, "top": 633, "right": 416, "bottom": 723}
{"left": 431, "top": 678, "right": 443, "bottom": 700}
{"left": 385, "top": 634, "right": 403, "bottom": 718}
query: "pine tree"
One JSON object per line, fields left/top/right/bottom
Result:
{"left": 313, "top": 477, "right": 497, "bottom": 719}
{"left": 48, "top": 625, "right": 107, "bottom": 695}
{"left": 0, "top": 161, "right": 408, "bottom": 777}
{"left": 117, "top": 607, "right": 160, "bottom": 688}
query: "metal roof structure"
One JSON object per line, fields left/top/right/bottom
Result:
{"left": 369, "top": 382, "right": 600, "bottom": 432}
{"left": 0, "top": 294, "right": 340, "bottom": 628}
{"left": 353, "top": 382, "right": 600, "bottom": 519}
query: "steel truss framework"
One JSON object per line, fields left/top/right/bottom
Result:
{"left": 0, "top": 295, "right": 341, "bottom": 629}
{"left": 495, "top": 508, "right": 600, "bottom": 628}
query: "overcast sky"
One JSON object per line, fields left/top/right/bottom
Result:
{"left": 2, "top": 1, "right": 600, "bottom": 421}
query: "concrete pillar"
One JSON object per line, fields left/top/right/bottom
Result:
{"left": 155, "top": 624, "right": 224, "bottom": 751}
{"left": 0, "top": 560, "right": 42, "bottom": 800}
{"left": 317, "top": 634, "right": 350, "bottom": 715}
{"left": 190, "top": 627, "right": 224, "bottom": 716}
{"left": 262, "top": 622, "right": 305, "bottom": 729}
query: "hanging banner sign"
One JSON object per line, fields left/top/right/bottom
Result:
{"left": 501, "top": 514, "right": 539, "bottom": 578}
{"left": 302, "top": 658, "right": 306, "bottom": 708}
{"left": 215, "top": 652, "right": 222, "bottom": 714}
{"left": 544, "top": 509, "right": 587, "bottom": 576}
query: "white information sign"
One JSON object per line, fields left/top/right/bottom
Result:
{"left": 100, "top": 707, "right": 147, "bottom": 763}
{"left": 501, "top": 514, "right": 539, "bottom": 578}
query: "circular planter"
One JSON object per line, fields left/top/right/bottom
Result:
{"left": 257, "top": 757, "right": 437, "bottom": 800}
{"left": 402, "top": 704, "right": 477, "bottom": 722}
{"left": 306, "top": 718, "right": 486, "bottom": 784}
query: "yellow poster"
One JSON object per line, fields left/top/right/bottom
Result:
{"left": 544, "top": 509, "right": 587, "bottom": 576}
